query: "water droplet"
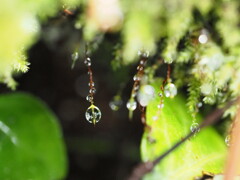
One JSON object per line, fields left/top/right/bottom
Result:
{"left": 109, "top": 99, "right": 122, "bottom": 111}
{"left": 137, "top": 85, "right": 155, "bottom": 107}
{"left": 198, "top": 34, "right": 208, "bottom": 44}
{"left": 126, "top": 100, "right": 137, "bottom": 111}
{"left": 88, "top": 82, "right": 95, "bottom": 87}
{"left": 225, "top": 135, "right": 231, "bottom": 146}
{"left": 89, "top": 88, "right": 96, "bottom": 94}
{"left": 85, "top": 105, "right": 101, "bottom": 124}
{"left": 164, "top": 58, "right": 173, "bottom": 64}
{"left": 71, "top": 52, "right": 79, "bottom": 61}
{"left": 133, "top": 75, "right": 141, "bottom": 81}
{"left": 157, "top": 104, "right": 164, "bottom": 109}
{"left": 200, "top": 83, "right": 213, "bottom": 95}
{"left": 197, "top": 102, "right": 203, "bottom": 108}
{"left": 137, "top": 50, "right": 143, "bottom": 56}
{"left": 190, "top": 123, "right": 200, "bottom": 133}
{"left": 84, "top": 57, "right": 91, "bottom": 66}
{"left": 152, "top": 116, "right": 158, "bottom": 121}
{"left": 147, "top": 136, "right": 156, "bottom": 144}
{"left": 164, "top": 83, "right": 177, "bottom": 98}
{"left": 143, "top": 51, "right": 149, "bottom": 58}
{"left": 137, "top": 65, "right": 143, "bottom": 71}
{"left": 158, "top": 92, "right": 163, "bottom": 97}
{"left": 140, "top": 60, "right": 145, "bottom": 65}
{"left": 86, "top": 95, "right": 93, "bottom": 102}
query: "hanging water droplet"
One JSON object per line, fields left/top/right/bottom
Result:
{"left": 71, "top": 52, "right": 79, "bottom": 61}
{"left": 86, "top": 95, "right": 93, "bottom": 102}
{"left": 84, "top": 57, "right": 91, "bottom": 66}
{"left": 137, "top": 50, "right": 142, "bottom": 56}
{"left": 142, "top": 51, "right": 149, "bottom": 58}
{"left": 225, "top": 135, "right": 231, "bottom": 146}
{"left": 157, "top": 104, "right": 164, "bottom": 109}
{"left": 88, "top": 82, "right": 95, "bottom": 87}
{"left": 197, "top": 102, "right": 203, "bottom": 108}
{"left": 133, "top": 75, "right": 141, "bottom": 81}
{"left": 140, "top": 60, "right": 145, "bottom": 65}
{"left": 198, "top": 34, "right": 208, "bottom": 44}
{"left": 109, "top": 99, "right": 122, "bottom": 111}
{"left": 137, "top": 85, "right": 155, "bottom": 107}
{"left": 164, "top": 58, "right": 173, "bottom": 64}
{"left": 164, "top": 83, "right": 177, "bottom": 98}
{"left": 126, "top": 100, "right": 137, "bottom": 111}
{"left": 137, "top": 66, "right": 143, "bottom": 71}
{"left": 85, "top": 105, "right": 101, "bottom": 124}
{"left": 158, "top": 92, "right": 163, "bottom": 97}
{"left": 190, "top": 123, "right": 200, "bottom": 133}
{"left": 152, "top": 116, "right": 158, "bottom": 121}
{"left": 89, "top": 88, "right": 96, "bottom": 94}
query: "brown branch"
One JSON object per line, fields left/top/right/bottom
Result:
{"left": 127, "top": 99, "right": 238, "bottom": 180}
{"left": 224, "top": 100, "right": 240, "bottom": 180}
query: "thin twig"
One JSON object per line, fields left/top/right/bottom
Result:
{"left": 224, "top": 99, "right": 240, "bottom": 180}
{"left": 127, "top": 99, "right": 238, "bottom": 180}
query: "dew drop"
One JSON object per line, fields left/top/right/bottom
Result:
{"left": 157, "top": 104, "right": 164, "bottom": 109}
{"left": 137, "top": 85, "right": 155, "bottom": 107}
{"left": 225, "top": 135, "right": 230, "bottom": 146}
{"left": 164, "top": 83, "right": 177, "bottom": 98}
{"left": 86, "top": 95, "right": 93, "bottom": 102}
{"left": 190, "top": 123, "right": 200, "bottom": 133}
{"left": 152, "top": 116, "right": 158, "bottom": 121}
{"left": 140, "top": 60, "right": 145, "bottom": 65}
{"left": 71, "top": 52, "right": 79, "bottom": 61}
{"left": 89, "top": 88, "right": 96, "bottom": 94}
{"left": 138, "top": 50, "right": 149, "bottom": 58}
{"left": 126, "top": 100, "right": 137, "bottom": 111}
{"left": 198, "top": 34, "right": 208, "bottom": 44}
{"left": 133, "top": 75, "right": 141, "bottom": 81}
{"left": 137, "top": 66, "right": 143, "bottom": 71}
{"left": 84, "top": 57, "right": 91, "bottom": 66}
{"left": 85, "top": 105, "right": 101, "bottom": 124}
{"left": 109, "top": 99, "right": 122, "bottom": 111}
{"left": 88, "top": 82, "right": 95, "bottom": 87}
{"left": 197, "top": 102, "right": 203, "bottom": 108}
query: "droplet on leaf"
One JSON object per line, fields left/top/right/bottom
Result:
{"left": 164, "top": 83, "right": 177, "bottom": 98}
{"left": 137, "top": 85, "right": 155, "bottom": 107}
{"left": 190, "top": 123, "right": 200, "bottom": 133}
{"left": 157, "top": 104, "right": 164, "bottom": 109}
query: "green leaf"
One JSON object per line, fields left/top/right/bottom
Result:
{"left": 141, "top": 82, "right": 227, "bottom": 180}
{"left": 0, "top": 93, "right": 67, "bottom": 180}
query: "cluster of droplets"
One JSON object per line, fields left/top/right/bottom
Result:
{"left": 152, "top": 64, "right": 178, "bottom": 121}
{"left": 84, "top": 54, "right": 101, "bottom": 125}
{"left": 126, "top": 50, "right": 149, "bottom": 113}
